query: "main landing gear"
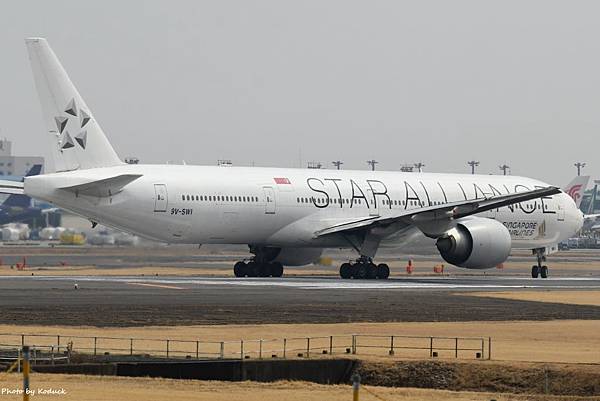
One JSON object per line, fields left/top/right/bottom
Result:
{"left": 339, "top": 256, "right": 390, "bottom": 280}
{"left": 531, "top": 249, "right": 549, "bottom": 279}
{"left": 233, "top": 260, "right": 283, "bottom": 278}
{"left": 233, "top": 246, "right": 284, "bottom": 278}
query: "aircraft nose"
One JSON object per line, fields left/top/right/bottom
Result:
{"left": 564, "top": 193, "right": 584, "bottom": 233}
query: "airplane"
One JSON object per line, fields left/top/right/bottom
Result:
{"left": 1, "top": 38, "right": 584, "bottom": 280}
{"left": 2, "top": 164, "right": 42, "bottom": 182}
{"left": 560, "top": 175, "right": 600, "bottom": 233}
{"left": 0, "top": 164, "right": 58, "bottom": 225}
{"left": 563, "top": 176, "right": 589, "bottom": 209}
{"left": 578, "top": 180, "right": 600, "bottom": 232}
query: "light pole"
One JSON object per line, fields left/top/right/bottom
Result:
{"left": 574, "top": 162, "right": 586, "bottom": 176}
{"left": 367, "top": 160, "right": 378, "bottom": 171}
{"left": 332, "top": 161, "right": 343, "bottom": 170}
{"left": 499, "top": 164, "right": 510, "bottom": 175}
{"left": 467, "top": 160, "right": 480, "bottom": 175}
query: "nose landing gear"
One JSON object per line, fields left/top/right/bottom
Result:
{"left": 339, "top": 256, "right": 390, "bottom": 280}
{"left": 531, "top": 249, "right": 549, "bottom": 279}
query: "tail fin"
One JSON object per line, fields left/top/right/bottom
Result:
{"left": 2, "top": 193, "right": 33, "bottom": 208}
{"left": 587, "top": 183, "right": 598, "bottom": 215}
{"left": 563, "top": 175, "right": 589, "bottom": 208}
{"left": 25, "top": 38, "right": 122, "bottom": 171}
{"left": 23, "top": 164, "right": 42, "bottom": 180}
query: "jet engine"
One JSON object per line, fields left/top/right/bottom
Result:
{"left": 435, "top": 217, "right": 511, "bottom": 269}
{"left": 273, "top": 247, "right": 323, "bottom": 266}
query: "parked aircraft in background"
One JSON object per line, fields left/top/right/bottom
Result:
{"left": 563, "top": 176, "right": 589, "bottom": 209}
{"left": 0, "top": 38, "right": 584, "bottom": 280}
{"left": 2, "top": 164, "right": 42, "bottom": 183}
{"left": 0, "top": 164, "right": 58, "bottom": 225}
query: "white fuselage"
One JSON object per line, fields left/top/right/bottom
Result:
{"left": 24, "top": 165, "right": 583, "bottom": 253}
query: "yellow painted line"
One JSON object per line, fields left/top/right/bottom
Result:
{"left": 126, "top": 282, "right": 184, "bottom": 290}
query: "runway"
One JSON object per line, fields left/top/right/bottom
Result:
{"left": 13, "top": 274, "right": 600, "bottom": 291}
{"left": 1, "top": 274, "right": 599, "bottom": 327}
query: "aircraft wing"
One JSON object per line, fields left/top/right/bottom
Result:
{"left": 0, "top": 180, "right": 25, "bottom": 195}
{"left": 315, "top": 186, "right": 561, "bottom": 238}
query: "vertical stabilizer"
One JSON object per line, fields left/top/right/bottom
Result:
{"left": 563, "top": 175, "right": 589, "bottom": 208}
{"left": 587, "top": 184, "right": 598, "bottom": 215}
{"left": 25, "top": 38, "right": 122, "bottom": 171}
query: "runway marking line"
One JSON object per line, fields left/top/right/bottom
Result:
{"left": 126, "top": 282, "right": 184, "bottom": 290}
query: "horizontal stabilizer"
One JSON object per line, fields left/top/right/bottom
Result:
{"left": 0, "top": 180, "right": 25, "bottom": 195}
{"left": 60, "top": 174, "right": 142, "bottom": 197}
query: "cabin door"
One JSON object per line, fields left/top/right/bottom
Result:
{"left": 154, "top": 184, "right": 168, "bottom": 212}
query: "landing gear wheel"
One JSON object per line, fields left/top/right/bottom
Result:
{"left": 258, "top": 263, "right": 271, "bottom": 277}
{"left": 247, "top": 262, "right": 259, "bottom": 277}
{"left": 270, "top": 262, "right": 284, "bottom": 277}
{"left": 353, "top": 263, "right": 368, "bottom": 280}
{"left": 540, "top": 265, "right": 549, "bottom": 279}
{"left": 531, "top": 265, "right": 540, "bottom": 278}
{"left": 366, "top": 263, "right": 377, "bottom": 279}
{"left": 376, "top": 263, "right": 390, "bottom": 279}
{"left": 234, "top": 262, "right": 246, "bottom": 278}
{"left": 340, "top": 263, "right": 352, "bottom": 279}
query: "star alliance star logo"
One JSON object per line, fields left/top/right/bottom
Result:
{"left": 54, "top": 98, "right": 90, "bottom": 152}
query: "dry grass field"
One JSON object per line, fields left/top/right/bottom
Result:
{"left": 465, "top": 290, "right": 600, "bottom": 307}
{"left": 0, "top": 373, "right": 596, "bottom": 401}
{"left": 1, "top": 320, "right": 599, "bottom": 364}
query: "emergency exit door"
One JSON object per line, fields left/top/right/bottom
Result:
{"left": 154, "top": 184, "right": 168, "bottom": 212}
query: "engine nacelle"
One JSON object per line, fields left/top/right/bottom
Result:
{"left": 272, "top": 247, "right": 323, "bottom": 266}
{"left": 435, "top": 217, "right": 511, "bottom": 269}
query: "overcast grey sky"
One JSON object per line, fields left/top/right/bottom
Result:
{"left": 1, "top": 1, "right": 599, "bottom": 184}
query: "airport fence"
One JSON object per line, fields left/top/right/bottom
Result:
{"left": 0, "top": 332, "right": 491, "bottom": 363}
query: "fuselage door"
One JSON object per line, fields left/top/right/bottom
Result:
{"left": 557, "top": 199, "right": 565, "bottom": 221}
{"left": 154, "top": 184, "right": 168, "bottom": 212}
{"left": 263, "top": 186, "right": 276, "bottom": 214}
{"left": 367, "top": 189, "right": 379, "bottom": 217}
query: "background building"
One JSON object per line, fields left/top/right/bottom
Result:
{"left": 0, "top": 138, "right": 44, "bottom": 176}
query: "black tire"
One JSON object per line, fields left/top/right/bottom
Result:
{"left": 247, "top": 262, "right": 259, "bottom": 277}
{"left": 353, "top": 263, "right": 368, "bottom": 280}
{"left": 376, "top": 263, "right": 390, "bottom": 279}
{"left": 271, "top": 262, "right": 284, "bottom": 277}
{"left": 531, "top": 265, "right": 540, "bottom": 278}
{"left": 234, "top": 262, "right": 245, "bottom": 277}
{"left": 258, "top": 263, "right": 270, "bottom": 277}
{"left": 366, "top": 263, "right": 377, "bottom": 279}
{"left": 340, "top": 263, "right": 352, "bottom": 279}
{"left": 540, "top": 265, "right": 548, "bottom": 279}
